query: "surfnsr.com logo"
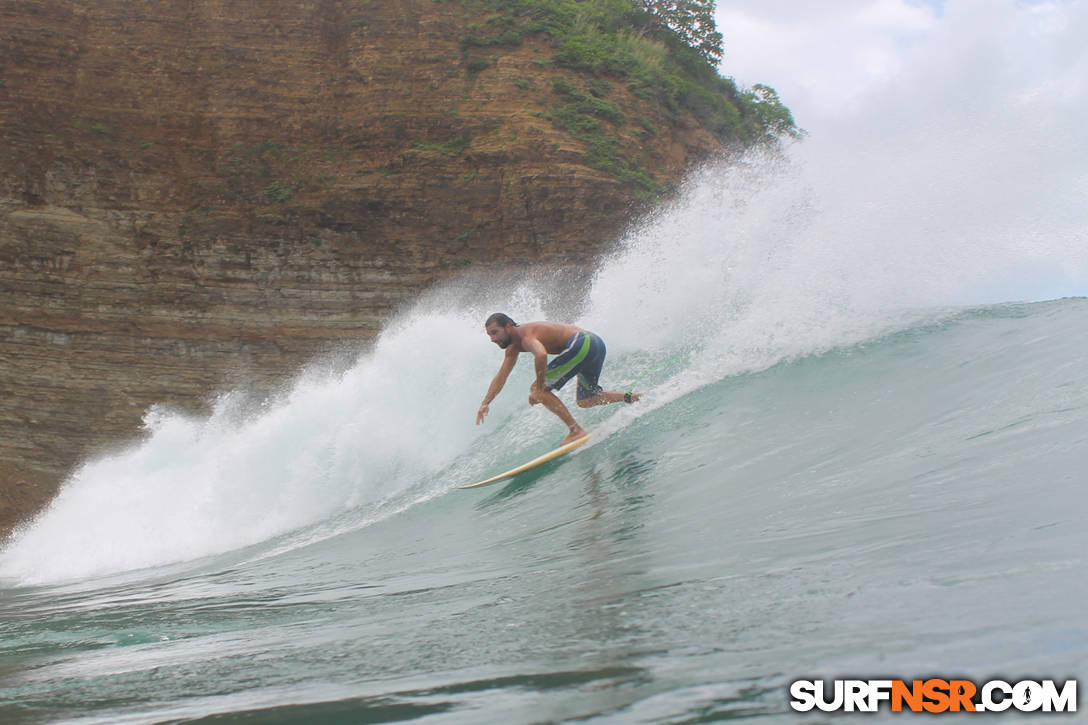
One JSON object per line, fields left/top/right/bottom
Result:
{"left": 789, "top": 679, "right": 1077, "bottom": 714}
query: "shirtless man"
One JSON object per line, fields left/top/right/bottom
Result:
{"left": 475, "top": 313, "right": 640, "bottom": 444}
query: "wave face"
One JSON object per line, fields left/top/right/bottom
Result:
{"left": 1, "top": 150, "right": 1086, "bottom": 723}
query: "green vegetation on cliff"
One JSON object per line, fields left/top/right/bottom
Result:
{"left": 465, "top": 1, "right": 794, "bottom": 139}
{"left": 460, "top": 0, "right": 797, "bottom": 196}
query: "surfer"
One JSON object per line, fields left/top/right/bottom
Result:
{"left": 475, "top": 313, "right": 641, "bottom": 444}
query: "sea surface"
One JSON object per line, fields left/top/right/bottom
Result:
{"left": 2, "top": 156, "right": 1085, "bottom": 723}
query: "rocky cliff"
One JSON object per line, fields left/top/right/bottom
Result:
{"left": 0, "top": 0, "right": 793, "bottom": 536}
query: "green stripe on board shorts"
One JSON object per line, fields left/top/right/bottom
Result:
{"left": 545, "top": 331, "right": 606, "bottom": 401}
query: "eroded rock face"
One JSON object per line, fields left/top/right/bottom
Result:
{"left": 0, "top": 0, "right": 731, "bottom": 533}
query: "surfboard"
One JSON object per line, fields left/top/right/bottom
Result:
{"left": 459, "top": 434, "right": 591, "bottom": 489}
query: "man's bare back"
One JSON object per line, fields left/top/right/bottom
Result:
{"left": 502, "top": 321, "right": 584, "bottom": 355}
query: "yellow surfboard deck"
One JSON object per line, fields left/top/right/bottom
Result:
{"left": 459, "top": 434, "right": 591, "bottom": 489}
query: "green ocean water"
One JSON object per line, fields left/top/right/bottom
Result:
{"left": 2, "top": 298, "right": 1086, "bottom": 724}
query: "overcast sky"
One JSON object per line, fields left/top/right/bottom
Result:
{"left": 713, "top": 0, "right": 1088, "bottom": 301}
{"left": 716, "top": 0, "right": 1085, "bottom": 134}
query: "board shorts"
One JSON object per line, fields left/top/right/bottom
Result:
{"left": 545, "top": 331, "right": 606, "bottom": 401}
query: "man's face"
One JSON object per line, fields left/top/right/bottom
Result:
{"left": 485, "top": 322, "right": 512, "bottom": 349}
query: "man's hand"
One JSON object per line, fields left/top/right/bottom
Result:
{"left": 476, "top": 403, "right": 489, "bottom": 425}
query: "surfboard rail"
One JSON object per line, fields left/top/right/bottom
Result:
{"left": 458, "top": 434, "right": 591, "bottom": 489}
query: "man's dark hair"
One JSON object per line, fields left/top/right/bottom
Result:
{"left": 485, "top": 312, "right": 517, "bottom": 328}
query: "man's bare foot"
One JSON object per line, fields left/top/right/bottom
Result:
{"left": 561, "top": 428, "right": 589, "bottom": 446}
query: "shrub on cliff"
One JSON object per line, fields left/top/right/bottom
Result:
{"left": 464, "top": 0, "right": 798, "bottom": 147}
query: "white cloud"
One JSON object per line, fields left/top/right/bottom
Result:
{"left": 717, "top": 0, "right": 938, "bottom": 119}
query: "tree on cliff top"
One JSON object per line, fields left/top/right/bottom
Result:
{"left": 637, "top": 0, "right": 723, "bottom": 64}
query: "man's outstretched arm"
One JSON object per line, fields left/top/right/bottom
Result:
{"left": 477, "top": 351, "right": 517, "bottom": 424}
